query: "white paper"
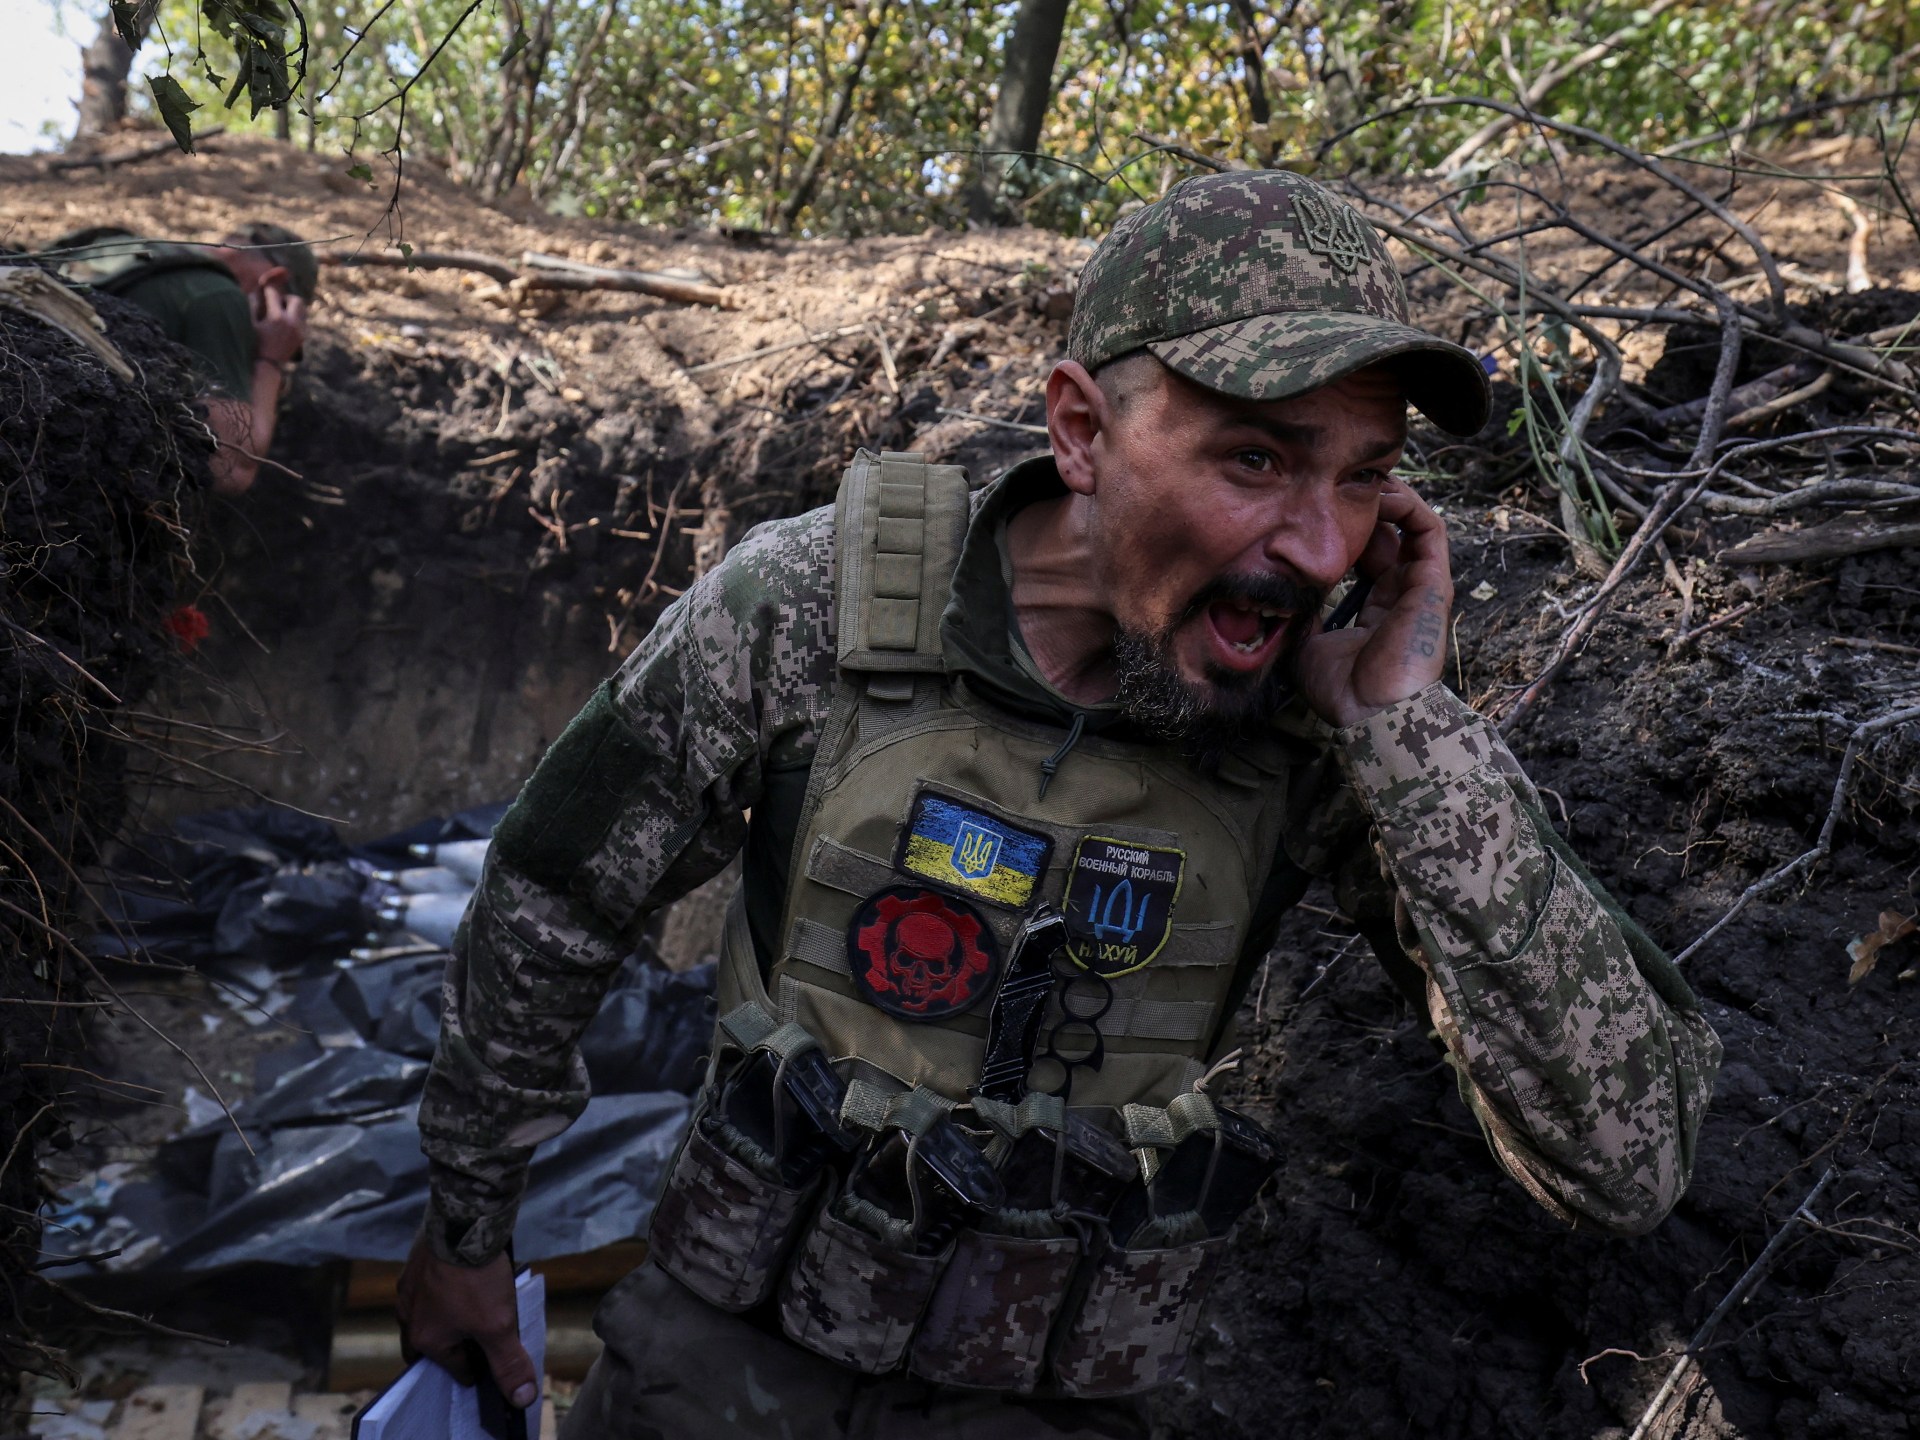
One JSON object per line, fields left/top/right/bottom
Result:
{"left": 353, "top": 1270, "right": 547, "bottom": 1440}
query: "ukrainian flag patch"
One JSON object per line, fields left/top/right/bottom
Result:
{"left": 899, "top": 791, "right": 1052, "bottom": 909}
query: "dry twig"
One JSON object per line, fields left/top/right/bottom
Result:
{"left": 1673, "top": 704, "right": 1920, "bottom": 967}
{"left": 1626, "top": 1169, "right": 1834, "bottom": 1440}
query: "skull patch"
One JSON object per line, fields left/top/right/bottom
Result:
{"left": 847, "top": 884, "right": 999, "bottom": 1021}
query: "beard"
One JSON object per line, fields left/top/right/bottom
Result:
{"left": 1112, "top": 572, "right": 1324, "bottom": 768}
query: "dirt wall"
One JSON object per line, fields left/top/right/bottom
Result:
{"left": 145, "top": 336, "right": 646, "bottom": 837}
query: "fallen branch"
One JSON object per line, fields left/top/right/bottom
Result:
{"left": 519, "top": 252, "right": 733, "bottom": 306}
{"left": 1649, "top": 360, "right": 1816, "bottom": 432}
{"left": 1704, "top": 479, "right": 1920, "bottom": 517}
{"left": 1718, "top": 504, "right": 1920, "bottom": 563}
{"left": 682, "top": 323, "right": 868, "bottom": 376}
{"left": 322, "top": 248, "right": 737, "bottom": 307}
{"left": 46, "top": 128, "right": 227, "bottom": 172}
{"left": 1725, "top": 370, "right": 1832, "bottom": 430}
{"left": 1497, "top": 470, "right": 1704, "bottom": 736}
{"left": 1673, "top": 705, "right": 1920, "bottom": 966}
{"left": 1831, "top": 192, "right": 1873, "bottom": 294}
{"left": 1665, "top": 600, "right": 1755, "bottom": 654}
{"left": 935, "top": 407, "right": 1048, "bottom": 435}
{"left": 323, "top": 248, "right": 519, "bottom": 283}
{"left": 1626, "top": 1169, "right": 1834, "bottom": 1440}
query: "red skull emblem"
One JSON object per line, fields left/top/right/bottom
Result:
{"left": 849, "top": 886, "right": 997, "bottom": 1019}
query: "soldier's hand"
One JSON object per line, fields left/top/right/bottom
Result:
{"left": 252, "top": 283, "right": 308, "bottom": 367}
{"left": 395, "top": 1226, "right": 539, "bottom": 1409}
{"left": 1294, "top": 477, "right": 1453, "bottom": 729}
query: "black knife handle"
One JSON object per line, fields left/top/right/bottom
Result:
{"left": 977, "top": 906, "right": 1067, "bottom": 1102}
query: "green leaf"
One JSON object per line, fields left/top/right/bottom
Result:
{"left": 398, "top": 242, "right": 416, "bottom": 270}
{"left": 147, "top": 75, "right": 201, "bottom": 154}
{"left": 109, "top": 0, "right": 144, "bottom": 47}
{"left": 346, "top": 163, "right": 374, "bottom": 183}
{"left": 500, "top": 25, "right": 530, "bottom": 66}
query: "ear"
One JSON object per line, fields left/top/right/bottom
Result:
{"left": 1045, "top": 360, "right": 1109, "bottom": 498}
{"left": 259, "top": 264, "right": 291, "bottom": 295}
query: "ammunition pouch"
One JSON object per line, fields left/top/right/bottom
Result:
{"left": 651, "top": 1003, "right": 1278, "bottom": 1394}
{"left": 648, "top": 1116, "right": 820, "bottom": 1312}
{"left": 779, "top": 1189, "right": 954, "bottom": 1372}
{"left": 1050, "top": 1233, "right": 1230, "bottom": 1397}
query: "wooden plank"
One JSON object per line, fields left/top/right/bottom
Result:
{"left": 343, "top": 1241, "right": 647, "bottom": 1310}
{"left": 110, "top": 1385, "right": 202, "bottom": 1440}
{"left": 292, "top": 1394, "right": 359, "bottom": 1440}
{"left": 208, "top": 1382, "right": 294, "bottom": 1440}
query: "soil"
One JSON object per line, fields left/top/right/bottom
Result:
{"left": 1158, "top": 507, "right": 1920, "bottom": 1440}
{"left": 7, "top": 132, "right": 1920, "bottom": 1437}
{"left": 0, "top": 286, "right": 206, "bottom": 1392}
{"left": 2, "top": 135, "right": 1071, "bottom": 834}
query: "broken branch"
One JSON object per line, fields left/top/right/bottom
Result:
{"left": 1674, "top": 705, "right": 1920, "bottom": 966}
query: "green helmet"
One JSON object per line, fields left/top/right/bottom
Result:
{"left": 225, "top": 220, "right": 320, "bottom": 302}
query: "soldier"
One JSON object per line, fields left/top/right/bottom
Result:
{"left": 50, "top": 221, "right": 315, "bottom": 495}
{"left": 397, "top": 171, "right": 1721, "bottom": 1438}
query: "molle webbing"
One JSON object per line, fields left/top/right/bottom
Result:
{"left": 841, "top": 1077, "right": 955, "bottom": 1136}
{"left": 971, "top": 1091, "right": 1068, "bottom": 1141}
{"left": 717, "top": 1001, "right": 818, "bottom": 1062}
{"left": 834, "top": 450, "right": 971, "bottom": 674}
{"left": 1122, "top": 1090, "right": 1220, "bottom": 1184}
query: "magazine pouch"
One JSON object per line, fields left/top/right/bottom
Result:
{"left": 1049, "top": 1231, "right": 1228, "bottom": 1396}
{"left": 647, "top": 1005, "right": 833, "bottom": 1312}
{"left": 908, "top": 1226, "right": 1081, "bottom": 1391}
{"left": 778, "top": 1193, "right": 952, "bottom": 1373}
{"left": 648, "top": 1118, "right": 822, "bottom": 1313}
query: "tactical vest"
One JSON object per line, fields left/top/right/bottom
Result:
{"left": 651, "top": 451, "right": 1301, "bottom": 1397}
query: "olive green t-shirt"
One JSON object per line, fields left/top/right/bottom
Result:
{"left": 116, "top": 264, "right": 255, "bottom": 399}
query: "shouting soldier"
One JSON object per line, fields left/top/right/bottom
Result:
{"left": 398, "top": 171, "right": 1721, "bottom": 1437}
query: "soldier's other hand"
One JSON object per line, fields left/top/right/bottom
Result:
{"left": 1294, "top": 477, "right": 1453, "bottom": 730}
{"left": 252, "top": 283, "right": 308, "bottom": 367}
{"left": 395, "top": 1226, "right": 539, "bottom": 1409}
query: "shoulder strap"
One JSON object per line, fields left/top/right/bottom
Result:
{"left": 47, "top": 231, "right": 233, "bottom": 296}
{"left": 833, "top": 448, "right": 971, "bottom": 676}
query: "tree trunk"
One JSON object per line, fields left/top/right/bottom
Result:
{"left": 775, "top": 0, "right": 893, "bottom": 235}
{"left": 965, "top": 0, "right": 1072, "bottom": 225}
{"left": 74, "top": 2, "right": 155, "bottom": 140}
{"left": 1230, "top": 0, "right": 1271, "bottom": 126}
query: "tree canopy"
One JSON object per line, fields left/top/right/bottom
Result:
{"left": 130, "top": 0, "right": 1920, "bottom": 235}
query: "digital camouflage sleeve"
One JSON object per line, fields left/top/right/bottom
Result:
{"left": 418, "top": 504, "right": 1720, "bottom": 1266}
{"left": 417, "top": 507, "right": 839, "bottom": 1265}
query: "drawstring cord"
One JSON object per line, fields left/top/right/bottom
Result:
{"left": 1037, "top": 712, "right": 1087, "bottom": 800}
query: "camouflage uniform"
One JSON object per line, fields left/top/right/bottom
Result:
{"left": 417, "top": 172, "right": 1721, "bottom": 1435}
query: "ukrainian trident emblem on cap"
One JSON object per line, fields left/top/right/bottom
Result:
{"left": 1291, "top": 189, "right": 1376, "bottom": 275}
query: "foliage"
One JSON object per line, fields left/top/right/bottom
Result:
{"left": 129, "top": 0, "right": 1920, "bottom": 234}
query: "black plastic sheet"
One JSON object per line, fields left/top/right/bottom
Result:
{"left": 59, "top": 804, "right": 715, "bottom": 1273}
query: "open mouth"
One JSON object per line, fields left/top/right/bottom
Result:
{"left": 1203, "top": 596, "right": 1292, "bottom": 670}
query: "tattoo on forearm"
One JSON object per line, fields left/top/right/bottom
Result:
{"left": 1408, "top": 589, "right": 1447, "bottom": 662}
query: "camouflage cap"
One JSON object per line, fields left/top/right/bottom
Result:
{"left": 1068, "top": 171, "right": 1490, "bottom": 436}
